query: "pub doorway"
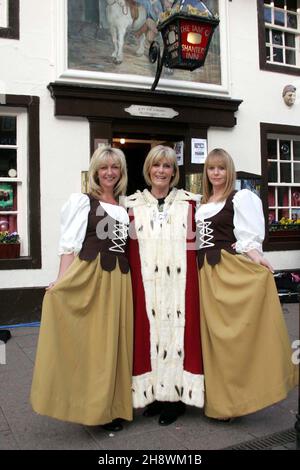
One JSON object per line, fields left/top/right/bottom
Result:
{"left": 112, "top": 136, "right": 184, "bottom": 196}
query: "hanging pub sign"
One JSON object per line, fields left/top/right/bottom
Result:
{"left": 158, "top": 0, "right": 220, "bottom": 71}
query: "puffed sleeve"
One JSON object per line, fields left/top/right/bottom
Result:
{"left": 58, "top": 193, "right": 90, "bottom": 255}
{"left": 233, "top": 189, "right": 265, "bottom": 254}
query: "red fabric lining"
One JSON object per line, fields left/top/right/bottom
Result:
{"left": 128, "top": 201, "right": 203, "bottom": 377}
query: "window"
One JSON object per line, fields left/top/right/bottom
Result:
{"left": 261, "top": 123, "right": 300, "bottom": 251}
{"left": 0, "top": 95, "right": 41, "bottom": 269}
{"left": 0, "top": 0, "right": 19, "bottom": 39}
{"left": 0, "top": 112, "right": 28, "bottom": 255}
{"left": 258, "top": 0, "right": 300, "bottom": 75}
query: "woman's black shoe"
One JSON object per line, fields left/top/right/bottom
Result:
{"left": 143, "top": 401, "right": 164, "bottom": 417}
{"left": 158, "top": 402, "right": 186, "bottom": 426}
{"left": 102, "top": 418, "right": 123, "bottom": 432}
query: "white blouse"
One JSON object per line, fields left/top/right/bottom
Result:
{"left": 195, "top": 189, "right": 265, "bottom": 253}
{"left": 58, "top": 193, "right": 129, "bottom": 255}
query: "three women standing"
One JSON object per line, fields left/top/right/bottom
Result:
{"left": 31, "top": 147, "right": 133, "bottom": 431}
{"left": 196, "top": 148, "right": 298, "bottom": 420}
{"left": 31, "top": 143, "right": 297, "bottom": 430}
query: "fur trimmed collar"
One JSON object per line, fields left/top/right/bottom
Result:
{"left": 126, "top": 188, "right": 200, "bottom": 209}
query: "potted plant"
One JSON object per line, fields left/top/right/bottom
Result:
{"left": 269, "top": 217, "right": 300, "bottom": 241}
{"left": 269, "top": 217, "right": 300, "bottom": 231}
{"left": 0, "top": 231, "right": 20, "bottom": 259}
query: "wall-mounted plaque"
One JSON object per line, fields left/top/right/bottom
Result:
{"left": 125, "top": 105, "right": 179, "bottom": 119}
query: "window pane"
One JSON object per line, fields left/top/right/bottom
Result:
{"left": 291, "top": 209, "right": 300, "bottom": 221}
{"left": 287, "top": 12, "right": 297, "bottom": 28}
{"left": 267, "top": 139, "right": 277, "bottom": 158}
{"left": 272, "top": 29, "right": 283, "bottom": 45}
{"left": 293, "top": 141, "right": 300, "bottom": 161}
{"left": 268, "top": 209, "right": 276, "bottom": 224}
{"left": 264, "top": 6, "right": 272, "bottom": 23}
{"left": 294, "top": 163, "right": 300, "bottom": 183}
{"left": 286, "top": 0, "right": 297, "bottom": 12}
{"left": 274, "top": 10, "right": 285, "bottom": 26}
{"left": 285, "top": 32, "right": 295, "bottom": 47}
{"left": 0, "top": 182, "right": 17, "bottom": 210}
{"left": 273, "top": 0, "right": 284, "bottom": 8}
{"left": 0, "top": 149, "right": 17, "bottom": 177}
{"left": 268, "top": 162, "right": 278, "bottom": 182}
{"left": 0, "top": 214, "right": 17, "bottom": 233}
{"left": 286, "top": 49, "right": 296, "bottom": 65}
{"left": 280, "top": 163, "right": 291, "bottom": 182}
{"left": 280, "top": 140, "right": 291, "bottom": 160}
{"left": 278, "top": 186, "right": 289, "bottom": 206}
{"left": 291, "top": 187, "right": 300, "bottom": 206}
{"left": 266, "top": 46, "right": 271, "bottom": 60}
{"left": 268, "top": 187, "right": 275, "bottom": 206}
{"left": 278, "top": 208, "right": 289, "bottom": 219}
{"left": 265, "top": 28, "right": 270, "bottom": 42}
{"left": 273, "top": 47, "right": 283, "bottom": 62}
{"left": 0, "top": 116, "right": 16, "bottom": 145}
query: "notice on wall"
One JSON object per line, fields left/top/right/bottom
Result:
{"left": 191, "top": 138, "right": 207, "bottom": 164}
{"left": 125, "top": 105, "right": 178, "bottom": 119}
{"left": 0, "top": 0, "right": 8, "bottom": 28}
{"left": 174, "top": 141, "right": 184, "bottom": 166}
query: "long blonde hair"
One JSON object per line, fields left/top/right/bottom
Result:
{"left": 143, "top": 145, "right": 180, "bottom": 188}
{"left": 202, "top": 148, "right": 236, "bottom": 203}
{"left": 88, "top": 146, "right": 127, "bottom": 199}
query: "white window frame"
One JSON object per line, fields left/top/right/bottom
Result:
{"left": 264, "top": 1, "right": 300, "bottom": 68}
{"left": 267, "top": 132, "right": 300, "bottom": 222}
{"left": 0, "top": 0, "right": 8, "bottom": 29}
{"left": 54, "top": 0, "right": 230, "bottom": 96}
{"left": 0, "top": 108, "right": 28, "bottom": 256}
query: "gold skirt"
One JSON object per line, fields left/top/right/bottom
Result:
{"left": 199, "top": 250, "right": 298, "bottom": 419}
{"left": 31, "top": 256, "right": 133, "bottom": 426}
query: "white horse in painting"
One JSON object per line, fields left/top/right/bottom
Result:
{"left": 106, "top": 0, "right": 147, "bottom": 64}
